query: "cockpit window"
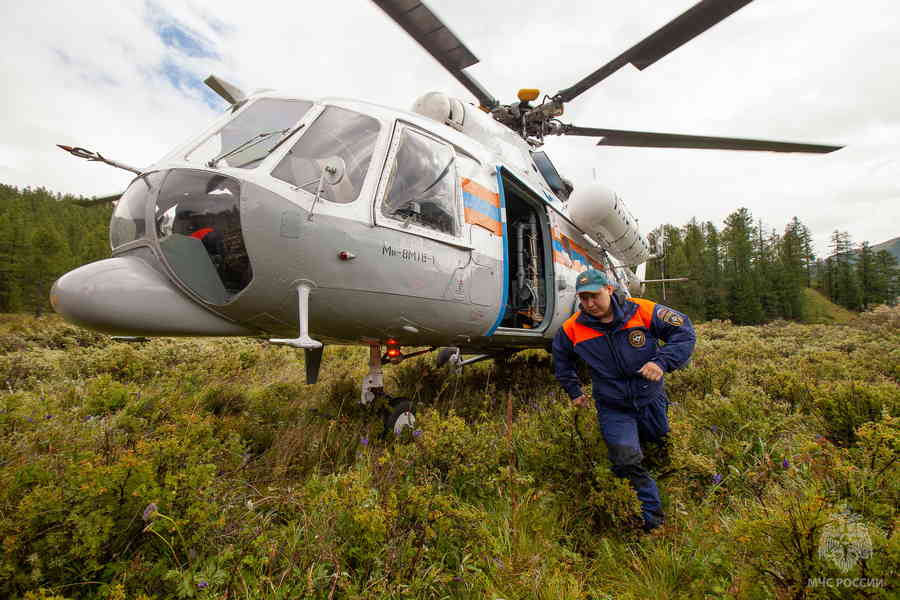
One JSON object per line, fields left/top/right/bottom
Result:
{"left": 154, "top": 170, "right": 252, "bottom": 305}
{"left": 110, "top": 171, "right": 166, "bottom": 249}
{"left": 382, "top": 128, "right": 458, "bottom": 237}
{"left": 271, "top": 106, "right": 381, "bottom": 204}
{"left": 185, "top": 98, "right": 313, "bottom": 169}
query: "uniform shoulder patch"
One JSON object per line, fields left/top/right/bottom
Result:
{"left": 657, "top": 306, "right": 684, "bottom": 326}
{"left": 665, "top": 312, "right": 684, "bottom": 326}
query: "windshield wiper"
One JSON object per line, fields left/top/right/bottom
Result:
{"left": 265, "top": 122, "right": 306, "bottom": 158}
{"left": 414, "top": 155, "right": 455, "bottom": 199}
{"left": 207, "top": 128, "right": 288, "bottom": 168}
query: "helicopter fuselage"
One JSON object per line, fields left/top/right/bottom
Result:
{"left": 52, "top": 92, "right": 636, "bottom": 354}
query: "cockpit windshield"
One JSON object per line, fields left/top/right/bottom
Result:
{"left": 186, "top": 98, "right": 313, "bottom": 169}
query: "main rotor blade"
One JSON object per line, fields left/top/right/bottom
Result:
{"left": 556, "top": 0, "right": 754, "bottom": 103}
{"left": 563, "top": 126, "right": 842, "bottom": 153}
{"left": 372, "top": 0, "right": 498, "bottom": 109}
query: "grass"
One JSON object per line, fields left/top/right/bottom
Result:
{"left": 0, "top": 309, "right": 897, "bottom": 599}
{"left": 801, "top": 288, "right": 856, "bottom": 324}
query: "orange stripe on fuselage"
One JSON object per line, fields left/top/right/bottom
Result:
{"left": 461, "top": 178, "right": 500, "bottom": 207}
{"left": 465, "top": 207, "right": 502, "bottom": 236}
{"left": 553, "top": 249, "right": 572, "bottom": 268}
{"left": 566, "top": 237, "right": 604, "bottom": 270}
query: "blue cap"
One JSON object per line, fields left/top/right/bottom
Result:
{"left": 575, "top": 269, "right": 610, "bottom": 293}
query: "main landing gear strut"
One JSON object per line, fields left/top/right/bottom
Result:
{"left": 361, "top": 343, "right": 435, "bottom": 437}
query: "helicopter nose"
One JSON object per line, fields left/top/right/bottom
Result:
{"left": 51, "top": 256, "right": 253, "bottom": 336}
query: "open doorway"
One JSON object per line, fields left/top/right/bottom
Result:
{"left": 499, "top": 172, "right": 552, "bottom": 330}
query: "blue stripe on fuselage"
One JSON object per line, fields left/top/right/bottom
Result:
{"left": 485, "top": 168, "right": 509, "bottom": 337}
{"left": 462, "top": 191, "right": 500, "bottom": 221}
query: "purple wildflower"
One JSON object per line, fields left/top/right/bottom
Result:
{"left": 142, "top": 502, "right": 158, "bottom": 522}
{"left": 712, "top": 473, "right": 723, "bottom": 485}
{"left": 413, "top": 429, "right": 422, "bottom": 438}
{"left": 782, "top": 458, "right": 790, "bottom": 469}
{"left": 26, "top": 417, "right": 33, "bottom": 423}
{"left": 197, "top": 580, "right": 209, "bottom": 590}
{"left": 710, "top": 425, "right": 719, "bottom": 433}
{"left": 452, "top": 576, "right": 464, "bottom": 583}
{"left": 360, "top": 436, "right": 369, "bottom": 446}
{"left": 45, "top": 414, "right": 53, "bottom": 420}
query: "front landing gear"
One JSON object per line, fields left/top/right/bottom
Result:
{"left": 383, "top": 397, "right": 415, "bottom": 437}
{"left": 361, "top": 343, "right": 417, "bottom": 437}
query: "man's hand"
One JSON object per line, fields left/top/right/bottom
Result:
{"left": 572, "top": 395, "right": 588, "bottom": 407}
{"left": 638, "top": 362, "right": 664, "bottom": 382}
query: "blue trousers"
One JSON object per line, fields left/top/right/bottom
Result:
{"left": 596, "top": 395, "right": 669, "bottom": 529}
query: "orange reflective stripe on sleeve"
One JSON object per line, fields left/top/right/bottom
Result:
{"left": 563, "top": 311, "right": 605, "bottom": 345}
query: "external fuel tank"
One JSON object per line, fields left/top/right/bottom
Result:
{"left": 566, "top": 184, "right": 651, "bottom": 265}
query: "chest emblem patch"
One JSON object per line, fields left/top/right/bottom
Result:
{"left": 628, "top": 329, "right": 646, "bottom": 348}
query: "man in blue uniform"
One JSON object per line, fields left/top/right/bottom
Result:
{"left": 552, "top": 269, "right": 695, "bottom": 532}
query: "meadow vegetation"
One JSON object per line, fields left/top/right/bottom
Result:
{"left": 0, "top": 308, "right": 897, "bottom": 599}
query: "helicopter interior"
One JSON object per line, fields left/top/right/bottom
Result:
{"left": 499, "top": 172, "right": 550, "bottom": 330}
{"left": 154, "top": 170, "right": 254, "bottom": 305}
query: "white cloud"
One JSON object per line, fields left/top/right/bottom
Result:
{"left": 1, "top": 0, "right": 897, "bottom": 255}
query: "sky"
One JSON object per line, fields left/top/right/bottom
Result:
{"left": 1, "top": 0, "right": 898, "bottom": 256}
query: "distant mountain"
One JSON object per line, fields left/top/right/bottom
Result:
{"left": 868, "top": 235, "right": 900, "bottom": 262}
{"left": 827, "top": 235, "right": 900, "bottom": 262}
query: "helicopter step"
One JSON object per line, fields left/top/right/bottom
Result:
{"left": 269, "top": 282, "right": 322, "bottom": 349}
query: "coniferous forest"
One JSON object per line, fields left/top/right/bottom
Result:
{"left": 642, "top": 210, "right": 900, "bottom": 323}
{"left": 0, "top": 184, "right": 111, "bottom": 314}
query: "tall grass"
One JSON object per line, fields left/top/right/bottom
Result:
{"left": 0, "top": 309, "right": 897, "bottom": 599}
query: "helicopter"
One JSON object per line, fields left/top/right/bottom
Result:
{"left": 51, "top": 0, "right": 841, "bottom": 433}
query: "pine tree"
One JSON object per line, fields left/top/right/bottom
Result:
{"left": 702, "top": 221, "right": 727, "bottom": 320}
{"left": 681, "top": 218, "right": 707, "bottom": 320}
{"left": 722, "top": 208, "right": 763, "bottom": 324}
{"left": 857, "top": 241, "right": 876, "bottom": 310}
{"left": 779, "top": 217, "right": 808, "bottom": 319}
{"left": 828, "top": 230, "right": 862, "bottom": 310}
{"left": 873, "top": 250, "right": 900, "bottom": 306}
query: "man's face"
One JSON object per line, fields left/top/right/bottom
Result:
{"left": 578, "top": 286, "right": 613, "bottom": 318}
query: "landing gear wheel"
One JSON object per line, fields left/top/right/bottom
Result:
{"left": 436, "top": 347, "right": 460, "bottom": 368}
{"left": 383, "top": 397, "right": 415, "bottom": 437}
